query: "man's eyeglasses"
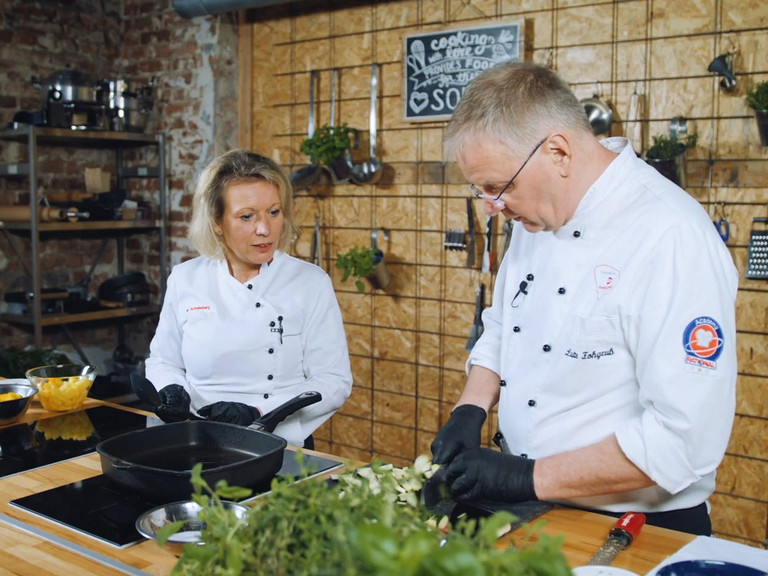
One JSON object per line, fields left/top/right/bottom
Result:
{"left": 470, "top": 137, "right": 547, "bottom": 203}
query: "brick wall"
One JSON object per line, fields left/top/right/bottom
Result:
{"left": 0, "top": 0, "right": 237, "bottom": 359}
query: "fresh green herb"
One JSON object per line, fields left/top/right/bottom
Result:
{"left": 746, "top": 81, "right": 768, "bottom": 111}
{"left": 300, "top": 123, "right": 355, "bottom": 165}
{"left": 0, "top": 347, "right": 71, "bottom": 378}
{"left": 336, "top": 245, "right": 381, "bottom": 293}
{"left": 645, "top": 132, "right": 698, "bottom": 160}
{"left": 168, "top": 455, "right": 571, "bottom": 576}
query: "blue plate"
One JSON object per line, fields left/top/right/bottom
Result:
{"left": 657, "top": 560, "right": 766, "bottom": 576}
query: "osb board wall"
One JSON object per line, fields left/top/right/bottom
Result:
{"left": 245, "top": 0, "right": 768, "bottom": 546}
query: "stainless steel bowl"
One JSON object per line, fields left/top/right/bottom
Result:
{"left": 135, "top": 500, "right": 249, "bottom": 555}
{"left": 0, "top": 379, "right": 38, "bottom": 424}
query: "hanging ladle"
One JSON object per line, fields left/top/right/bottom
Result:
{"left": 290, "top": 70, "right": 322, "bottom": 191}
{"left": 350, "top": 63, "right": 384, "bottom": 185}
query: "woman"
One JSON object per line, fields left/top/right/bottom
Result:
{"left": 145, "top": 150, "right": 352, "bottom": 448}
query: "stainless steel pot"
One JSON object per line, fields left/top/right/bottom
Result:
{"left": 101, "top": 78, "right": 155, "bottom": 132}
{"left": 31, "top": 66, "right": 100, "bottom": 108}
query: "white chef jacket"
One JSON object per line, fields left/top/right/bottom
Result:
{"left": 145, "top": 250, "right": 353, "bottom": 445}
{"left": 468, "top": 138, "right": 738, "bottom": 513}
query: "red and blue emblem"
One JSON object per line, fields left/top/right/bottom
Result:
{"left": 682, "top": 316, "right": 724, "bottom": 370}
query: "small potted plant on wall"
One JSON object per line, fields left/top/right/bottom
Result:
{"left": 746, "top": 80, "right": 768, "bottom": 147}
{"left": 645, "top": 131, "right": 698, "bottom": 188}
{"left": 300, "top": 123, "right": 357, "bottom": 182}
{"left": 335, "top": 245, "right": 391, "bottom": 293}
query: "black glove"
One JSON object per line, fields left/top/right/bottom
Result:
{"left": 156, "top": 384, "right": 191, "bottom": 423}
{"left": 445, "top": 447, "right": 537, "bottom": 503}
{"left": 198, "top": 401, "right": 261, "bottom": 426}
{"left": 430, "top": 404, "right": 487, "bottom": 465}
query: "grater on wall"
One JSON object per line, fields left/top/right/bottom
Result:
{"left": 746, "top": 218, "right": 768, "bottom": 279}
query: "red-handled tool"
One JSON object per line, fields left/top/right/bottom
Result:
{"left": 586, "top": 512, "right": 646, "bottom": 566}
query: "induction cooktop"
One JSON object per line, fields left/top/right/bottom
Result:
{"left": 0, "top": 405, "right": 149, "bottom": 478}
{"left": 11, "top": 448, "right": 343, "bottom": 548}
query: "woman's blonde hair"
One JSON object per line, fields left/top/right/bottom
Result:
{"left": 188, "top": 150, "right": 297, "bottom": 259}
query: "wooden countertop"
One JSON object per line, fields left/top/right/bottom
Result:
{"left": 0, "top": 399, "right": 695, "bottom": 575}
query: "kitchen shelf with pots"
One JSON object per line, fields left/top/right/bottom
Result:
{"left": 0, "top": 125, "right": 167, "bottom": 352}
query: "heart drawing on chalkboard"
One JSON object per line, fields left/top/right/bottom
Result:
{"left": 409, "top": 91, "right": 429, "bottom": 114}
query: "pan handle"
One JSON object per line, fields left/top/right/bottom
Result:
{"left": 251, "top": 391, "right": 322, "bottom": 433}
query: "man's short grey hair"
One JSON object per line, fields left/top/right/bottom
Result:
{"left": 188, "top": 149, "right": 297, "bottom": 259}
{"left": 444, "top": 61, "right": 592, "bottom": 160}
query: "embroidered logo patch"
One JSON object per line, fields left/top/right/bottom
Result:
{"left": 682, "top": 316, "right": 724, "bottom": 370}
{"left": 594, "top": 265, "right": 620, "bottom": 299}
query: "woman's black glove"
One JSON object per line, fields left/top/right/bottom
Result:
{"left": 156, "top": 384, "right": 191, "bottom": 423}
{"left": 445, "top": 447, "right": 537, "bottom": 503}
{"left": 199, "top": 402, "right": 261, "bottom": 426}
{"left": 430, "top": 404, "right": 487, "bottom": 464}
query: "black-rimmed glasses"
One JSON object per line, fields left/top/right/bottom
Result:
{"left": 470, "top": 137, "right": 547, "bottom": 203}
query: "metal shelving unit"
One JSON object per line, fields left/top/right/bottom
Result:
{"left": 0, "top": 125, "right": 167, "bottom": 351}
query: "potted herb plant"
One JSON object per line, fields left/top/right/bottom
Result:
{"left": 645, "top": 131, "right": 698, "bottom": 188}
{"left": 300, "top": 123, "right": 356, "bottom": 182}
{"left": 746, "top": 80, "right": 768, "bottom": 147}
{"left": 336, "top": 244, "right": 391, "bottom": 293}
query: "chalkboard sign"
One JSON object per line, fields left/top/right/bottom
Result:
{"left": 404, "top": 21, "right": 524, "bottom": 122}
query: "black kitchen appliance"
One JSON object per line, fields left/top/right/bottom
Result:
{"left": 11, "top": 448, "right": 342, "bottom": 548}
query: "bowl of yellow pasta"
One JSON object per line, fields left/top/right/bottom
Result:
{"left": 0, "top": 379, "right": 38, "bottom": 423}
{"left": 25, "top": 364, "right": 96, "bottom": 411}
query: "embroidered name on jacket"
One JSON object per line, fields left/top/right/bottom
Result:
{"left": 682, "top": 316, "right": 724, "bottom": 370}
{"left": 566, "top": 347, "right": 615, "bottom": 360}
{"left": 185, "top": 305, "right": 211, "bottom": 312}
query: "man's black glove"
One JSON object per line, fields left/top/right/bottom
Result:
{"left": 430, "top": 404, "right": 487, "bottom": 465}
{"left": 156, "top": 384, "right": 191, "bottom": 423}
{"left": 445, "top": 447, "right": 537, "bottom": 503}
{"left": 198, "top": 402, "right": 261, "bottom": 426}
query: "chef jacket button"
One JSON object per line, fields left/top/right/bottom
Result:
{"left": 268, "top": 348, "right": 274, "bottom": 354}
{"left": 263, "top": 393, "right": 269, "bottom": 399}
{"left": 542, "top": 344, "right": 551, "bottom": 352}
{"left": 500, "top": 379, "right": 507, "bottom": 387}
{"left": 513, "top": 326, "right": 521, "bottom": 332}
{"left": 270, "top": 321, "right": 276, "bottom": 327}
{"left": 527, "top": 399, "right": 536, "bottom": 407}
{"left": 573, "top": 230, "right": 581, "bottom": 238}
{"left": 255, "top": 302, "right": 261, "bottom": 308}
{"left": 526, "top": 273, "right": 534, "bottom": 281}
{"left": 247, "top": 284, "right": 253, "bottom": 290}
{"left": 558, "top": 287, "right": 566, "bottom": 294}
{"left": 521, "top": 453, "right": 528, "bottom": 458}
{"left": 267, "top": 375, "right": 274, "bottom": 380}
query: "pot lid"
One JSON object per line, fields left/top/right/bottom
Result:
{"left": 44, "top": 65, "right": 95, "bottom": 88}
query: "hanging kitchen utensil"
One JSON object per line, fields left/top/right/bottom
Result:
{"left": 290, "top": 71, "right": 322, "bottom": 191}
{"left": 746, "top": 217, "right": 768, "bottom": 279}
{"left": 581, "top": 83, "right": 613, "bottom": 136}
{"left": 327, "top": 68, "right": 354, "bottom": 183}
{"left": 466, "top": 198, "right": 476, "bottom": 268}
{"left": 350, "top": 63, "right": 384, "bottom": 185}
{"left": 502, "top": 219, "right": 513, "bottom": 257}
{"left": 443, "top": 229, "right": 467, "bottom": 251}
{"left": 626, "top": 84, "right": 644, "bottom": 154}
{"left": 310, "top": 214, "right": 323, "bottom": 270}
{"left": 712, "top": 203, "right": 729, "bottom": 243}
{"left": 466, "top": 283, "right": 485, "bottom": 351}
{"left": 482, "top": 215, "right": 495, "bottom": 273}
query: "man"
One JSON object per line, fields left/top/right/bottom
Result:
{"left": 431, "top": 61, "right": 738, "bottom": 536}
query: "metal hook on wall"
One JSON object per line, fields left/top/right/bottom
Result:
{"left": 371, "top": 227, "right": 389, "bottom": 252}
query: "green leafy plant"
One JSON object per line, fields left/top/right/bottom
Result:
{"left": 167, "top": 455, "right": 572, "bottom": 576}
{"left": 336, "top": 245, "right": 381, "bottom": 293}
{"left": 0, "top": 347, "right": 70, "bottom": 378}
{"left": 746, "top": 80, "right": 768, "bottom": 111}
{"left": 645, "top": 132, "right": 699, "bottom": 160}
{"left": 300, "top": 123, "right": 355, "bottom": 165}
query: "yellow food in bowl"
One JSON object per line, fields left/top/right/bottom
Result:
{"left": 36, "top": 376, "right": 93, "bottom": 411}
{"left": 0, "top": 392, "right": 23, "bottom": 402}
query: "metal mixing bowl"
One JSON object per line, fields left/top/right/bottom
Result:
{"left": 135, "top": 500, "right": 249, "bottom": 555}
{"left": 0, "top": 380, "right": 38, "bottom": 424}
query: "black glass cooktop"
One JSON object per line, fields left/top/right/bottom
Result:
{"left": 0, "top": 405, "right": 148, "bottom": 478}
{"left": 11, "top": 449, "right": 342, "bottom": 548}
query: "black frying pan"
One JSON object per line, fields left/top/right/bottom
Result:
{"left": 98, "top": 387, "right": 322, "bottom": 500}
